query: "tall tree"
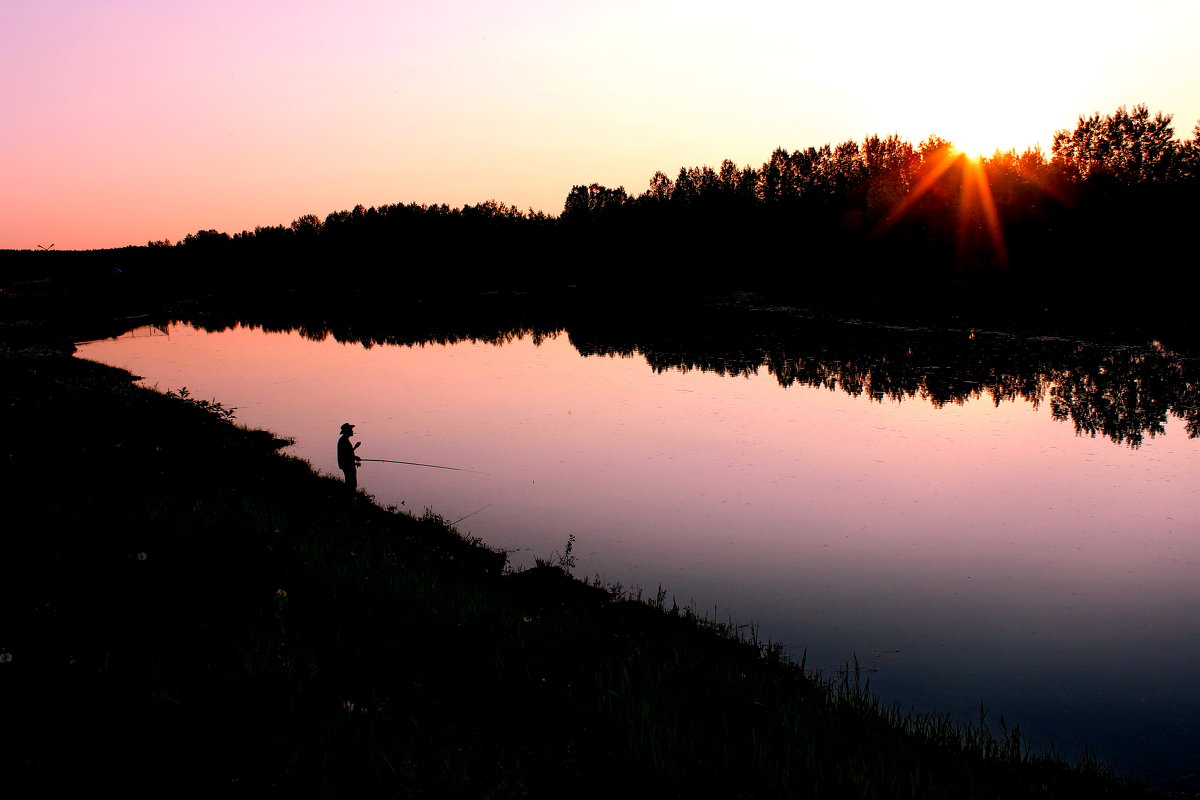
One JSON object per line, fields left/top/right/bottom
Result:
{"left": 1052, "top": 105, "right": 1177, "bottom": 184}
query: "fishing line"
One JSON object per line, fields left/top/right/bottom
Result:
{"left": 358, "top": 458, "right": 489, "bottom": 475}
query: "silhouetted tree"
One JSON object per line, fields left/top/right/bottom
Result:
{"left": 180, "top": 229, "right": 231, "bottom": 250}
{"left": 1052, "top": 105, "right": 1177, "bottom": 184}
{"left": 561, "top": 183, "right": 629, "bottom": 219}
{"left": 646, "top": 171, "right": 674, "bottom": 201}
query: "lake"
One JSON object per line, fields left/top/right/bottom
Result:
{"left": 77, "top": 307, "right": 1200, "bottom": 789}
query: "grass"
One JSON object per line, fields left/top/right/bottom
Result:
{"left": 0, "top": 327, "right": 1168, "bottom": 798}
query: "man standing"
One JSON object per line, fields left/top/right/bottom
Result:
{"left": 337, "top": 422, "right": 362, "bottom": 499}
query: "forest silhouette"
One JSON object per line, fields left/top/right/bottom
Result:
{"left": 6, "top": 104, "right": 1200, "bottom": 321}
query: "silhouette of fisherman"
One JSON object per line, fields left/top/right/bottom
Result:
{"left": 337, "top": 422, "right": 362, "bottom": 502}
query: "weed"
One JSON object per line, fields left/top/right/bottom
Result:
{"left": 536, "top": 533, "right": 577, "bottom": 571}
{"left": 166, "top": 385, "right": 237, "bottom": 421}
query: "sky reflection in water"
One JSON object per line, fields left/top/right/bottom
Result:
{"left": 78, "top": 323, "right": 1200, "bottom": 785}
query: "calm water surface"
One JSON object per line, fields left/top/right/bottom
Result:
{"left": 78, "top": 320, "right": 1200, "bottom": 786}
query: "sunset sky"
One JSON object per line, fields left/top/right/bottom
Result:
{"left": 4, "top": 0, "right": 1200, "bottom": 250}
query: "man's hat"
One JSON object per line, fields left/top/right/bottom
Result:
{"left": 340, "top": 422, "right": 355, "bottom": 434}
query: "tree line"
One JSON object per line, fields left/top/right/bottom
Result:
{"left": 559, "top": 105, "right": 1199, "bottom": 293}
{"left": 19, "top": 104, "right": 1195, "bottom": 309}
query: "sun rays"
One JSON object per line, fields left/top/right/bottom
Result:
{"left": 872, "top": 145, "right": 1010, "bottom": 271}
{"left": 958, "top": 153, "right": 1008, "bottom": 269}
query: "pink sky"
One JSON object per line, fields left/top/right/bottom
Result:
{"left": 5, "top": 0, "right": 1200, "bottom": 250}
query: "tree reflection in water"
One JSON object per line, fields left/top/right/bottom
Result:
{"left": 175, "top": 299, "right": 1199, "bottom": 449}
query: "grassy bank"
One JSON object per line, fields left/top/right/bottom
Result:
{"left": 0, "top": 325, "right": 1167, "bottom": 798}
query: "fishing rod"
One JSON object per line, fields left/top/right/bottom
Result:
{"left": 451, "top": 504, "right": 492, "bottom": 525}
{"left": 358, "top": 458, "right": 489, "bottom": 475}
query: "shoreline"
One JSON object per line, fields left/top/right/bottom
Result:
{"left": 0, "top": 323, "right": 1170, "bottom": 796}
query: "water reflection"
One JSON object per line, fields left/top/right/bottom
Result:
{"left": 175, "top": 301, "right": 1200, "bottom": 448}
{"left": 77, "top": 307, "right": 1200, "bottom": 789}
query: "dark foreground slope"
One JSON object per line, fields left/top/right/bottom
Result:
{"left": 0, "top": 334, "right": 1162, "bottom": 798}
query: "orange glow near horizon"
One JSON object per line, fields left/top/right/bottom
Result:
{"left": 960, "top": 156, "right": 1008, "bottom": 269}
{"left": 872, "top": 148, "right": 1009, "bottom": 269}
{"left": 871, "top": 148, "right": 961, "bottom": 236}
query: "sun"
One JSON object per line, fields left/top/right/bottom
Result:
{"left": 856, "top": 64, "right": 1054, "bottom": 156}
{"left": 909, "top": 117, "right": 1039, "bottom": 162}
{"left": 843, "top": 4, "right": 1084, "bottom": 162}
{"left": 937, "top": 117, "right": 1047, "bottom": 160}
